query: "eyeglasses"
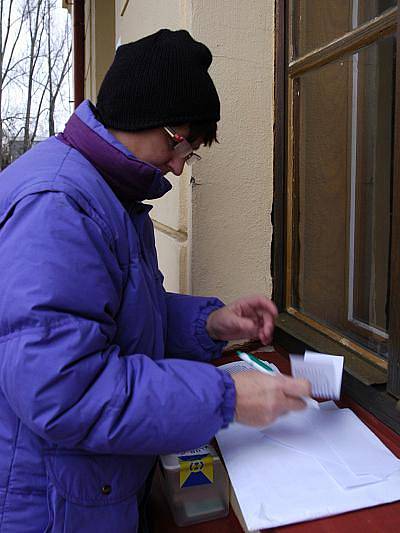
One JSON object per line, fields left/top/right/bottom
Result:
{"left": 163, "top": 126, "right": 201, "bottom": 166}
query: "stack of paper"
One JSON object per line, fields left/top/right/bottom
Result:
{"left": 216, "top": 403, "right": 400, "bottom": 531}
{"left": 290, "top": 350, "right": 344, "bottom": 399}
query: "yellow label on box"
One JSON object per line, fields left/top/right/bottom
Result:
{"left": 178, "top": 453, "right": 214, "bottom": 488}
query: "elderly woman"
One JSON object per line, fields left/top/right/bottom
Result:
{"left": 0, "top": 29, "right": 310, "bottom": 532}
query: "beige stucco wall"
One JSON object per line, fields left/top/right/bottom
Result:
{"left": 84, "top": 0, "right": 115, "bottom": 101}
{"left": 190, "top": 2, "right": 274, "bottom": 303}
{"left": 92, "top": 0, "right": 275, "bottom": 303}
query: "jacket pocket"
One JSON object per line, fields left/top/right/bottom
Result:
{"left": 44, "top": 452, "right": 154, "bottom": 533}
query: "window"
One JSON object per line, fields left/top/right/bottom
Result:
{"left": 274, "top": 1, "right": 400, "bottom": 406}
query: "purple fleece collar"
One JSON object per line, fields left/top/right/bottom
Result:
{"left": 58, "top": 100, "right": 172, "bottom": 203}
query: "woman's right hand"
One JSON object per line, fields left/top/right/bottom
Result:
{"left": 231, "top": 371, "right": 312, "bottom": 427}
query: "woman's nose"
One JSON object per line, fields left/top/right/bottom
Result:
{"left": 167, "top": 156, "right": 185, "bottom": 176}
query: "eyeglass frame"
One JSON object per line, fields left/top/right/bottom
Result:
{"left": 163, "top": 126, "right": 201, "bottom": 166}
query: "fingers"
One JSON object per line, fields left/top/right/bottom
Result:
{"left": 261, "top": 298, "right": 278, "bottom": 318}
{"left": 232, "top": 372, "right": 310, "bottom": 427}
{"left": 258, "top": 311, "right": 275, "bottom": 344}
{"left": 278, "top": 375, "right": 312, "bottom": 398}
{"left": 284, "top": 396, "right": 307, "bottom": 412}
{"left": 236, "top": 296, "right": 277, "bottom": 345}
{"left": 250, "top": 297, "right": 277, "bottom": 345}
{"left": 260, "top": 300, "right": 277, "bottom": 342}
{"left": 250, "top": 295, "right": 278, "bottom": 318}
{"left": 268, "top": 395, "right": 307, "bottom": 421}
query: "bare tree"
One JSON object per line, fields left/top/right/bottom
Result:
{"left": 0, "top": 0, "right": 71, "bottom": 169}
{"left": 45, "top": 0, "right": 71, "bottom": 137}
{"left": 0, "top": 0, "right": 27, "bottom": 168}
{"left": 23, "top": 0, "right": 46, "bottom": 151}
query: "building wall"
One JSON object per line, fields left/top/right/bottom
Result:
{"left": 84, "top": 0, "right": 115, "bottom": 101}
{"left": 88, "top": 0, "right": 275, "bottom": 303}
{"left": 190, "top": 1, "right": 274, "bottom": 302}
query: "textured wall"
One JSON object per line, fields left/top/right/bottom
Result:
{"left": 116, "top": 0, "right": 188, "bottom": 39}
{"left": 84, "top": 0, "right": 115, "bottom": 101}
{"left": 190, "top": 1, "right": 274, "bottom": 303}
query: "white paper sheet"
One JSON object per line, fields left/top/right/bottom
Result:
{"left": 260, "top": 408, "right": 399, "bottom": 487}
{"left": 290, "top": 351, "right": 344, "bottom": 399}
{"left": 305, "top": 351, "right": 344, "bottom": 395}
{"left": 216, "top": 405, "right": 400, "bottom": 531}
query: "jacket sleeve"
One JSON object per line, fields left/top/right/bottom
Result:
{"left": 0, "top": 192, "right": 235, "bottom": 454}
{"left": 164, "top": 292, "right": 228, "bottom": 361}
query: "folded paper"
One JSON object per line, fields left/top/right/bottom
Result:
{"left": 216, "top": 403, "right": 400, "bottom": 531}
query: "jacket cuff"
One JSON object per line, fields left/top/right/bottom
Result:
{"left": 194, "top": 299, "right": 228, "bottom": 358}
{"left": 220, "top": 371, "right": 236, "bottom": 428}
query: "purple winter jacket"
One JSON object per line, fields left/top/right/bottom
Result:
{"left": 0, "top": 101, "right": 236, "bottom": 532}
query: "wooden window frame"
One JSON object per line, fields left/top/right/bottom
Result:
{"left": 273, "top": 1, "right": 400, "bottom": 433}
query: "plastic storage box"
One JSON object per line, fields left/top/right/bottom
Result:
{"left": 159, "top": 444, "right": 229, "bottom": 526}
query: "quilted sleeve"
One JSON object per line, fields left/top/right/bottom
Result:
{"left": 164, "top": 292, "right": 228, "bottom": 361}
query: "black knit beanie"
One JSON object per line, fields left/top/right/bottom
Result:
{"left": 96, "top": 29, "right": 220, "bottom": 131}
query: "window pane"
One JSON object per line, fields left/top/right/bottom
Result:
{"left": 352, "top": 37, "right": 394, "bottom": 336}
{"left": 291, "top": 0, "right": 396, "bottom": 59}
{"left": 292, "top": 36, "right": 395, "bottom": 357}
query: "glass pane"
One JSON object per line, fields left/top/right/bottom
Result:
{"left": 291, "top": 0, "right": 396, "bottom": 59}
{"left": 352, "top": 37, "right": 393, "bottom": 335}
{"left": 292, "top": 36, "right": 395, "bottom": 357}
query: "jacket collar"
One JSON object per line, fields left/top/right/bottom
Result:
{"left": 58, "top": 100, "right": 172, "bottom": 203}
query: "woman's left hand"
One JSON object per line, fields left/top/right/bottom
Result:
{"left": 206, "top": 295, "right": 278, "bottom": 345}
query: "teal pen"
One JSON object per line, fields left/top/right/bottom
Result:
{"left": 236, "top": 351, "right": 277, "bottom": 374}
